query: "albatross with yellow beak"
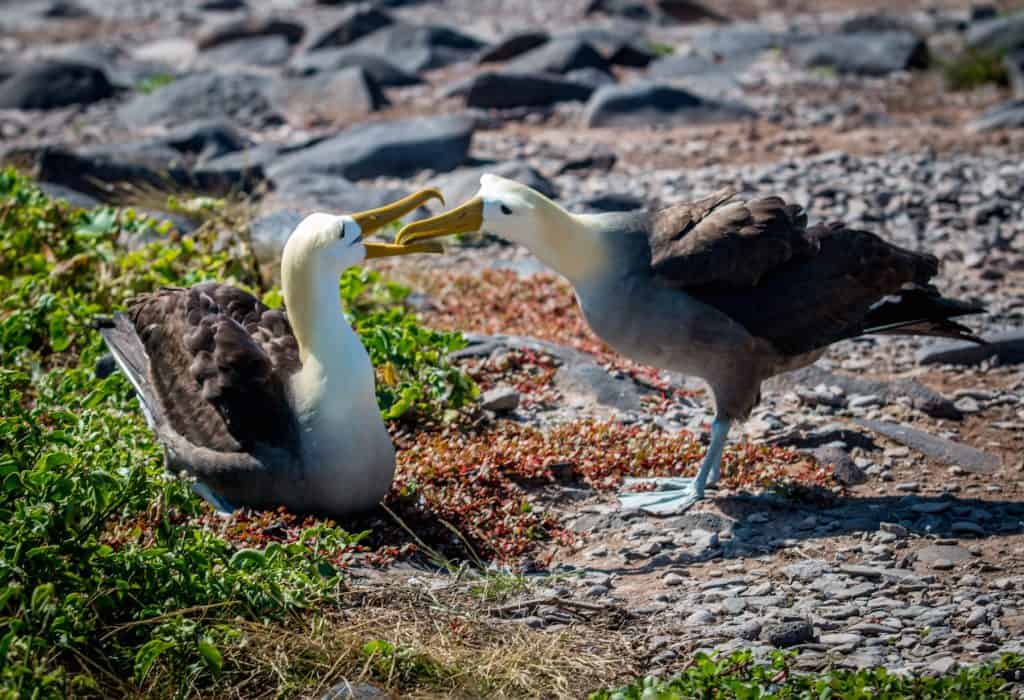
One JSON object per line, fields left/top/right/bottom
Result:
{"left": 396, "top": 175, "right": 984, "bottom": 514}
{"left": 99, "top": 190, "right": 444, "bottom": 516}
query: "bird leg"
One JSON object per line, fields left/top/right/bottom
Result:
{"left": 617, "top": 418, "right": 732, "bottom": 515}
{"left": 190, "top": 481, "right": 237, "bottom": 517}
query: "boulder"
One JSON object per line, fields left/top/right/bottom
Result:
{"left": 59, "top": 43, "right": 173, "bottom": 90}
{"left": 647, "top": 53, "right": 746, "bottom": 97}
{"left": 568, "top": 193, "right": 645, "bottom": 212}
{"left": 268, "top": 114, "right": 474, "bottom": 181}
{"left": 195, "top": 16, "right": 305, "bottom": 50}
{"left": 477, "top": 31, "right": 549, "bottom": 63}
{"left": 461, "top": 72, "right": 594, "bottom": 109}
{"left": 917, "top": 329, "right": 1024, "bottom": 365}
{"left": 854, "top": 419, "right": 1001, "bottom": 475}
{"left": 504, "top": 38, "right": 611, "bottom": 75}
{"left": 290, "top": 49, "right": 423, "bottom": 86}
{"left": 200, "top": 35, "right": 293, "bottom": 67}
{"left": 307, "top": 7, "right": 393, "bottom": 50}
{"left": 691, "top": 24, "right": 807, "bottom": 58}
{"left": 791, "top": 31, "right": 928, "bottom": 76}
{"left": 966, "top": 12, "right": 1024, "bottom": 54}
{"left": 118, "top": 72, "right": 280, "bottom": 130}
{"left": 967, "top": 98, "right": 1024, "bottom": 132}
{"left": 582, "top": 82, "right": 753, "bottom": 128}
{"left": 160, "top": 119, "right": 249, "bottom": 161}
{"left": 346, "top": 23, "right": 485, "bottom": 73}
{"left": 272, "top": 67, "right": 388, "bottom": 127}
{"left": 0, "top": 61, "right": 115, "bottom": 109}
{"left": 21, "top": 145, "right": 256, "bottom": 201}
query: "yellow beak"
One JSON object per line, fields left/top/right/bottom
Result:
{"left": 351, "top": 188, "right": 447, "bottom": 259}
{"left": 364, "top": 240, "right": 444, "bottom": 259}
{"left": 395, "top": 196, "right": 484, "bottom": 246}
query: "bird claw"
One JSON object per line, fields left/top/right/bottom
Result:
{"left": 617, "top": 477, "right": 705, "bottom": 515}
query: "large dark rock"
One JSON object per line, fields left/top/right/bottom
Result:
{"left": 195, "top": 16, "right": 305, "bottom": 50}
{"left": 966, "top": 12, "right": 1024, "bottom": 53}
{"left": 647, "top": 53, "right": 747, "bottom": 97}
{"left": 791, "top": 31, "right": 928, "bottom": 76}
{"left": 118, "top": 72, "right": 280, "bottom": 129}
{"left": 268, "top": 114, "right": 474, "bottom": 181}
{"left": 657, "top": 0, "right": 729, "bottom": 23}
{"left": 19, "top": 145, "right": 258, "bottom": 201}
{"left": 460, "top": 72, "right": 594, "bottom": 109}
{"left": 346, "top": 23, "right": 485, "bottom": 73}
{"left": 968, "top": 98, "right": 1024, "bottom": 132}
{"left": 272, "top": 67, "right": 388, "bottom": 126}
{"left": 557, "top": 26, "right": 652, "bottom": 67}
{"left": 568, "top": 193, "right": 645, "bottom": 213}
{"left": 778, "top": 365, "right": 960, "bottom": 420}
{"left": 691, "top": 24, "right": 808, "bottom": 58}
{"left": 0, "top": 61, "right": 115, "bottom": 109}
{"left": 59, "top": 43, "right": 174, "bottom": 90}
{"left": 201, "top": 36, "right": 293, "bottom": 67}
{"left": 839, "top": 13, "right": 922, "bottom": 35}
{"left": 917, "top": 330, "right": 1024, "bottom": 366}
{"left": 504, "top": 38, "right": 611, "bottom": 75}
{"left": 582, "top": 82, "right": 753, "bottom": 128}
{"left": 478, "top": 31, "right": 550, "bottom": 63}
{"left": 307, "top": 7, "right": 393, "bottom": 50}
{"left": 855, "top": 419, "right": 1001, "bottom": 475}
{"left": 160, "top": 119, "right": 248, "bottom": 160}
{"left": 290, "top": 49, "right": 423, "bottom": 86}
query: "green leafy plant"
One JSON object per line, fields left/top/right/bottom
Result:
{"left": 942, "top": 48, "right": 1009, "bottom": 91}
{"left": 591, "top": 651, "right": 1024, "bottom": 700}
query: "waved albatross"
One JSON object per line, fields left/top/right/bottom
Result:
{"left": 99, "top": 190, "right": 444, "bottom": 516}
{"left": 396, "top": 175, "right": 984, "bottom": 514}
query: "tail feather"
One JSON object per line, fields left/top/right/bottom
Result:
{"left": 97, "top": 313, "right": 163, "bottom": 429}
{"left": 863, "top": 286, "right": 986, "bottom": 345}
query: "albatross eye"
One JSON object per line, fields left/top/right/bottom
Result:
{"left": 500, "top": 204, "right": 512, "bottom": 215}
{"left": 339, "top": 222, "right": 347, "bottom": 239}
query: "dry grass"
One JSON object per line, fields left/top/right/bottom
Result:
{"left": 148, "top": 583, "right": 637, "bottom": 699}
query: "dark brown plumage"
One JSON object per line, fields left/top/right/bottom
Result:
{"left": 646, "top": 188, "right": 983, "bottom": 357}
{"left": 100, "top": 282, "right": 304, "bottom": 504}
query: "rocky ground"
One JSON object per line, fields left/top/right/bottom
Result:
{"left": 3, "top": 0, "right": 1024, "bottom": 695}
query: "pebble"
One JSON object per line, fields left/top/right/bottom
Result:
{"left": 764, "top": 620, "right": 816, "bottom": 648}
{"left": 663, "top": 572, "right": 686, "bottom": 587}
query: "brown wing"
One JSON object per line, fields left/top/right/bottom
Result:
{"left": 129, "top": 282, "right": 301, "bottom": 455}
{"left": 649, "top": 193, "right": 977, "bottom": 356}
{"left": 649, "top": 188, "right": 815, "bottom": 288}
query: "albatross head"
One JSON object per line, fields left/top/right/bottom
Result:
{"left": 282, "top": 189, "right": 446, "bottom": 275}
{"left": 396, "top": 175, "right": 604, "bottom": 281}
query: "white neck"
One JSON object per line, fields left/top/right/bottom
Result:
{"left": 283, "top": 260, "right": 377, "bottom": 425}
{"left": 528, "top": 209, "right": 612, "bottom": 285}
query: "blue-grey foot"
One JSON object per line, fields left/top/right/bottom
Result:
{"left": 616, "top": 417, "right": 732, "bottom": 515}
{"left": 191, "top": 481, "right": 237, "bottom": 516}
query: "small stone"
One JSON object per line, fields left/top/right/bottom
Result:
{"left": 685, "top": 609, "right": 715, "bottom": 626}
{"left": 896, "top": 482, "right": 919, "bottom": 492}
{"left": 965, "top": 608, "right": 988, "bottom": 627}
{"left": 927, "top": 657, "right": 958, "bottom": 675}
{"left": 931, "top": 559, "right": 954, "bottom": 571}
{"left": 764, "top": 620, "right": 815, "bottom": 648}
{"left": 820, "top": 632, "right": 864, "bottom": 647}
{"left": 480, "top": 386, "right": 520, "bottom": 412}
{"left": 586, "top": 584, "right": 610, "bottom": 597}
{"left": 663, "top": 572, "right": 686, "bottom": 587}
{"left": 880, "top": 522, "right": 908, "bottom": 537}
